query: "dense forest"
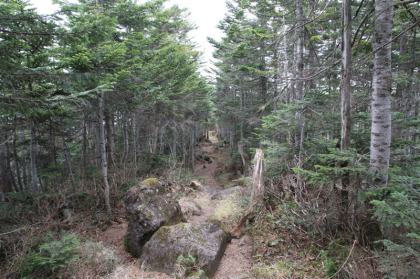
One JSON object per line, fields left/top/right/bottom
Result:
{"left": 0, "top": 0, "right": 419, "bottom": 278}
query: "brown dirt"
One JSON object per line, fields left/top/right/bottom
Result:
{"left": 98, "top": 132, "right": 252, "bottom": 278}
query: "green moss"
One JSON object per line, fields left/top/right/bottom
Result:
{"left": 250, "top": 259, "right": 324, "bottom": 278}
{"left": 142, "top": 177, "right": 159, "bottom": 186}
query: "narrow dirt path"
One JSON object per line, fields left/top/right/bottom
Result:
{"left": 191, "top": 136, "right": 252, "bottom": 279}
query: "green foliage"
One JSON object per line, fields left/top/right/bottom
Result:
{"left": 368, "top": 171, "right": 420, "bottom": 278}
{"left": 174, "top": 253, "right": 201, "bottom": 279}
{"left": 18, "top": 232, "right": 80, "bottom": 278}
{"left": 321, "top": 250, "right": 337, "bottom": 276}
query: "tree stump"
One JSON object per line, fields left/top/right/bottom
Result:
{"left": 231, "top": 149, "right": 265, "bottom": 238}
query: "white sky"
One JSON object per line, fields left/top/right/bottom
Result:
{"left": 28, "top": 0, "right": 227, "bottom": 69}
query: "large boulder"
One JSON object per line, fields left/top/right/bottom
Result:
{"left": 139, "top": 219, "right": 230, "bottom": 278}
{"left": 124, "top": 183, "right": 185, "bottom": 257}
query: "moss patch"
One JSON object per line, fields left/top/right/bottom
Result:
{"left": 215, "top": 192, "right": 245, "bottom": 229}
{"left": 142, "top": 177, "right": 159, "bottom": 186}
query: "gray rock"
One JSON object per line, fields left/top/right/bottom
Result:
{"left": 124, "top": 185, "right": 185, "bottom": 257}
{"left": 210, "top": 186, "right": 243, "bottom": 200}
{"left": 179, "top": 198, "right": 203, "bottom": 217}
{"left": 139, "top": 219, "right": 230, "bottom": 278}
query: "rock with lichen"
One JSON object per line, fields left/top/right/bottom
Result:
{"left": 139, "top": 219, "right": 230, "bottom": 278}
{"left": 179, "top": 197, "right": 203, "bottom": 217}
{"left": 124, "top": 182, "right": 185, "bottom": 257}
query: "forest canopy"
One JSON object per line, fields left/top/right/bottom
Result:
{"left": 1, "top": 0, "right": 419, "bottom": 278}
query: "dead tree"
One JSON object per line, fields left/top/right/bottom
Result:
{"left": 231, "top": 149, "right": 265, "bottom": 238}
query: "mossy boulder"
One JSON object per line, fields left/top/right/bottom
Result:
{"left": 139, "top": 219, "right": 230, "bottom": 278}
{"left": 124, "top": 184, "right": 185, "bottom": 257}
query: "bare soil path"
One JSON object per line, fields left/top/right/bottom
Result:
{"left": 191, "top": 135, "right": 252, "bottom": 279}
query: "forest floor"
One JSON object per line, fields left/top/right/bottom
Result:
{"left": 94, "top": 134, "right": 252, "bottom": 279}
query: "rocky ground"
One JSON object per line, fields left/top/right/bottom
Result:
{"left": 96, "top": 134, "right": 252, "bottom": 279}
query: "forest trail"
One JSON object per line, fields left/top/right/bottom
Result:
{"left": 191, "top": 133, "right": 253, "bottom": 279}
{"left": 98, "top": 132, "right": 252, "bottom": 278}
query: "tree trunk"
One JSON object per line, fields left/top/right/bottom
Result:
{"left": 62, "top": 135, "right": 76, "bottom": 192}
{"left": 121, "top": 116, "right": 129, "bottom": 165}
{"left": 238, "top": 141, "right": 251, "bottom": 174}
{"left": 190, "top": 125, "right": 195, "bottom": 173}
{"left": 105, "top": 108, "right": 116, "bottom": 168}
{"left": 99, "top": 91, "right": 112, "bottom": 215}
{"left": 82, "top": 116, "right": 87, "bottom": 180}
{"left": 404, "top": 29, "right": 416, "bottom": 158}
{"left": 340, "top": 0, "right": 352, "bottom": 218}
{"left": 369, "top": 0, "right": 394, "bottom": 184}
{"left": 12, "top": 131, "right": 24, "bottom": 192}
{"left": 294, "top": 0, "right": 305, "bottom": 192}
{"left": 30, "top": 121, "right": 39, "bottom": 193}
{"left": 341, "top": 0, "right": 352, "bottom": 151}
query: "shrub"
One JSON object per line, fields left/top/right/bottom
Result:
{"left": 18, "top": 232, "right": 79, "bottom": 278}
{"left": 174, "top": 254, "right": 201, "bottom": 279}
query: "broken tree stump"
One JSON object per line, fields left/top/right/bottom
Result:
{"left": 231, "top": 149, "right": 265, "bottom": 238}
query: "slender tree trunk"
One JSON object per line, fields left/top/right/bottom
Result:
{"left": 99, "top": 91, "right": 112, "bottom": 215}
{"left": 82, "top": 116, "right": 87, "bottom": 180}
{"left": 239, "top": 87, "right": 244, "bottom": 141}
{"left": 341, "top": 0, "right": 352, "bottom": 151}
{"left": 404, "top": 29, "right": 416, "bottom": 158}
{"left": 93, "top": 120, "right": 101, "bottom": 166}
{"left": 340, "top": 0, "right": 352, "bottom": 218}
{"left": 132, "top": 111, "right": 138, "bottom": 167}
{"left": 238, "top": 141, "right": 251, "bottom": 174}
{"left": 121, "top": 116, "right": 129, "bottom": 165}
{"left": 105, "top": 108, "right": 116, "bottom": 168}
{"left": 370, "top": 0, "right": 394, "bottom": 184}
{"left": 62, "top": 136, "right": 76, "bottom": 192}
{"left": 12, "top": 131, "right": 24, "bottom": 192}
{"left": 190, "top": 125, "right": 195, "bottom": 173}
{"left": 294, "top": 0, "right": 305, "bottom": 193}
{"left": 30, "top": 121, "right": 39, "bottom": 193}
{"left": 172, "top": 129, "right": 177, "bottom": 157}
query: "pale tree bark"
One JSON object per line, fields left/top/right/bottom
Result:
{"left": 250, "top": 149, "right": 265, "bottom": 211}
{"left": 232, "top": 149, "right": 265, "bottom": 238}
{"left": 98, "top": 91, "right": 112, "bottom": 215}
{"left": 339, "top": 0, "right": 352, "bottom": 218}
{"left": 294, "top": 0, "right": 305, "bottom": 192}
{"left": 370, "top": 0, "right": 394, "bottom": 184}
